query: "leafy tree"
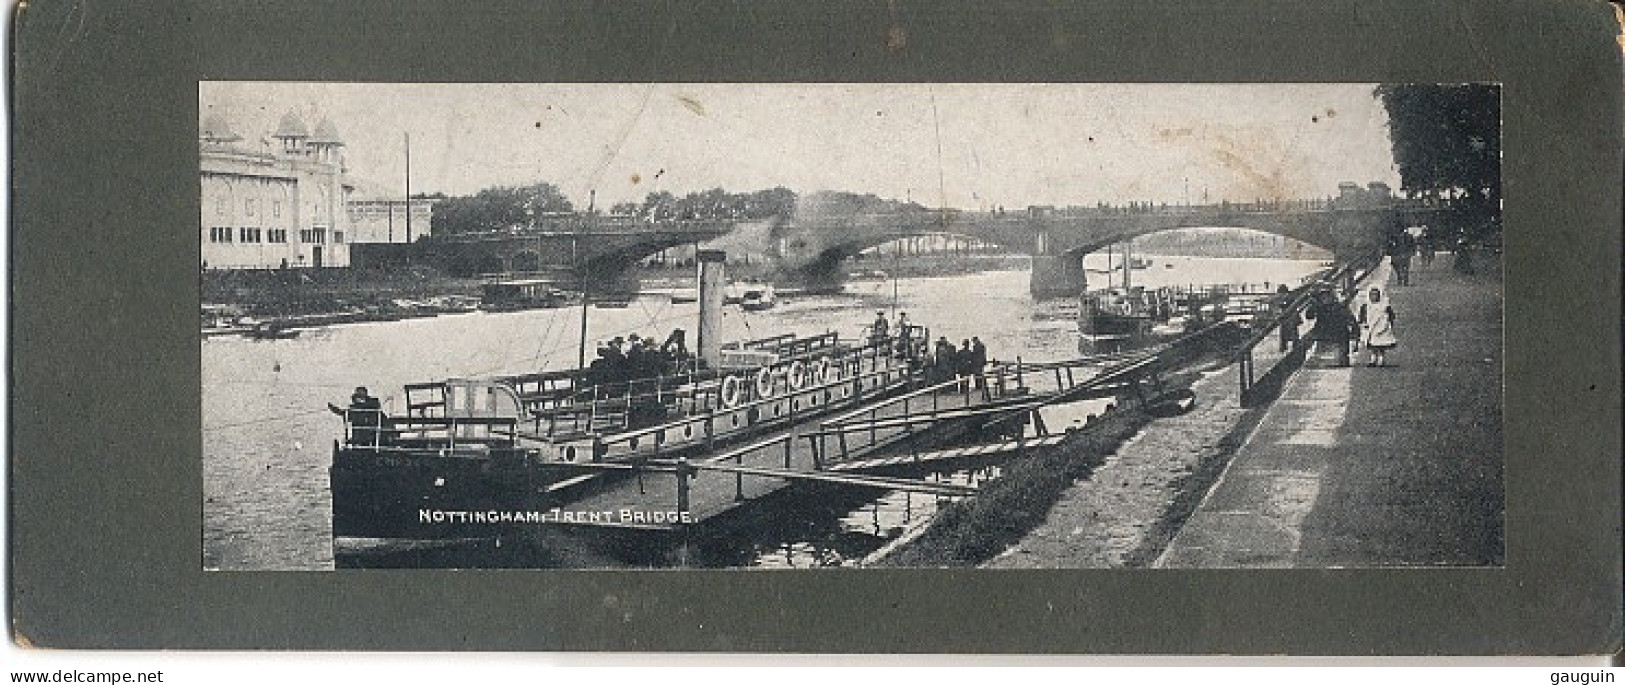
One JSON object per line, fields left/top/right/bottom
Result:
{"left": 1375, "top": 84, "right": 1501, "bottom": 233}
{"left": 429, "top": 182, "right": 573, "bottom": 236}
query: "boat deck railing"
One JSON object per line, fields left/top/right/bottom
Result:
{"left": 519, "top": 330, "right": 928, "bottom": 441}
{"left": 337, "top": 408, "right": 519, "bottom": 451}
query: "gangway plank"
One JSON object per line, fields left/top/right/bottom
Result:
{"left": 678, "top": 460, "right": 976, "bottom": 496}
{"left": 827, "top": 434, "right": 1070, "bottom": 472}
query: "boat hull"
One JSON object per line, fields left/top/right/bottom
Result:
{"left": 330, "top": 445, "right": 543, "bottom": 540}
{"left": 1078, "top": 311, "right": 1152, "bottom": 337}
{"left": 330, "top": 345, "right": 925, "bottom": 544}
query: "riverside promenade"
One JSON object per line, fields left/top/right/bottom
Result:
{"left": 1156, "top": 253, "right": 1504, "bottom": 567}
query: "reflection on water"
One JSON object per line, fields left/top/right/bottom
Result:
{"left": 688, "top": 465, "right": 1004, "bottom": 569}
{"left": 204, "top": 258, "right": 1325, "bottom": 570}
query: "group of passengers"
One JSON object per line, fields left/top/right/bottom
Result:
{"left": 587, "top": 329, "right": 693, "bottom": 390}
{"left": 869, "top": 310, "right": 926, "bottom": 360}
{"left": 930, "top": 336, "right": 988, "bottom": 385}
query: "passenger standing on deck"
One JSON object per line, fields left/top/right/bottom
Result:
{"left": 1360, "top": 287, "right": 1398, "bottom": 367}
{"left": 970, "top": 337, "right": 988, "bottom": 389}
{"left": 895, "top": 312, "right": 911, "bottom": 358}
{"left": 344, "top": 386, "right": 387, "bottom": 446}
{"left": 934, "top": 336, "right": 955, "bottom": 382}
{"left": 870, "top": 311, "right": 890, "bottom": 347}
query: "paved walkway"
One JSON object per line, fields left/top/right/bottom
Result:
{"left": 1157, "top": 254, "right": 1504, "bottom": 567}
{"left": 985, "top": 368, "right": 1248, "bottom": 568}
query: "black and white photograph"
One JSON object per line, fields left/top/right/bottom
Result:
{"left": 200, "top": 82, "right": 1504, "bottom": 572}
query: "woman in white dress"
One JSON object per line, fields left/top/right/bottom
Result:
{"left": 1360, "top": 287, "right": 1398, "bottom": 367}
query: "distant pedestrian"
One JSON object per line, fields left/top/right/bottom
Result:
{"left": 1419, "top": 232, "right": 1436, "bottom": 268}
{"left": 1276, "top": 287, "right": 1301, "bottom": 353}
{"left": 1389, "top": 233, "right": 1416, "bottom": 286}
{"left": 1360, "top": 287, "right": 1398, "bottom": 367}
{"left": 1453, "top": 237, "right": 1475, "bottom": 275}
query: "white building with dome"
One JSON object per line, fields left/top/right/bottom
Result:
{"left": 199, "top": 110, "right": 355, "bottom": 269}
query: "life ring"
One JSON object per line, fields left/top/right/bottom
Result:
{"left": 755, "top": 367, "right": 776, "bottom": 398}
{"left": 720, "top": 375, "right": 742, "bottom": 409}
{"left": 787, "top": 361, "right": 807, "bottom": 390}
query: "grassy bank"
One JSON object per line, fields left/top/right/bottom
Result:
{"left": 1119, "top": 399, "right": 1269, "bottom": 567}
{"left": 871, "top": 404, "right": 1157, "bottom": 567}
{"left": 202, "top": 265, "right": 484, "bottom": 317}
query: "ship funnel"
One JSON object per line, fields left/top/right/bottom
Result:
{"left": 697, "top": 249, "right": 727, "bottom": 368}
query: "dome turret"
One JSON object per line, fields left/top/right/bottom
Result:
{"left": 310, "top": 118, "right": 343, "bottom": 146}
{"left": 200, "top": 112, "right": 241, "bottom": 143}
{"left": 273, "top": 111, "right": 310, "bottom": 139}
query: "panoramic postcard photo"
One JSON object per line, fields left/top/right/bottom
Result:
{"left": 200, "top": 82, "right": 1502, "bottom": 571}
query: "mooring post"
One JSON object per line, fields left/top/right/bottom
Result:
{"left": 676, "top": 457, "right": 692, "bottom": 513}
{"left": 734, "top": 452, "right": 744, "bottom": 502}
{"left": 809, "top": 434, "right": 824, "bottom": 470}
{"left": 783, "top": 435, "right": 793, "bottom": 469}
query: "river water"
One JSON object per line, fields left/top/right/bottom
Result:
{"left": 202, "top": 255, "right": 1327, "bottom": 570}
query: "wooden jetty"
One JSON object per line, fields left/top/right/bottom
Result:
{"left": 548, "top": 325, "right": 1234, "bottom": 531}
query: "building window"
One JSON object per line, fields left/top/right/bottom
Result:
{"left": 209, "top": 226, "right": 233, "bottom": 243}
{"left": 244, "top": 199, "right": 255, "bottom": 216}
{"left": 268, "top": 229, "right": 287, "bottom": 244}
{"left": 333, "top": 231, "right": 344, "bottom": 244}
{"left": 215, "top": 197, "right": 227, "bottom": 216}
{"left": 272, "top": 200, "right": 281, "bottom": 217}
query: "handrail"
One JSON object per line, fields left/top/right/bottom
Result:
{"left": 1237, "top": 257, "right": 1382, "bottom": 406}
{"left": 819, "top": 374, "right": 972, "bottom": 428}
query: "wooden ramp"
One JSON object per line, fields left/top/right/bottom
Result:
{"left": 826, "top": 434, "right": 1069, "bottom": 472}
{"left": 553, "top": 378, "right": 1012, "bottom": 528}
{"left": 541, "top": 344, "right": 1200, "bottom": 530}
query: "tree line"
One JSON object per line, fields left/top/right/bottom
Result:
{"left": 427, "top": 183, "right": 800, "bottom": 236}
{"left": 1375, "top": 83, "right": 1501, "bottom": 237}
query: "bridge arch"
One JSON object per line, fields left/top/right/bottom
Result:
{"left": 1027, "top": 208, "right": 1401, "bottom": 297}
{"left": 778, "top": 228, "right": 1023, "bottom": 292}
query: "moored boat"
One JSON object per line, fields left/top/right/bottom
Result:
{"left": 1078, "top": 287, "right": 1156, "bottom": 338}
{"left": 328, "top": 326, "right": 930, "bottom": 543}
{"left": 329, "top": 251, "right": 930, "bottom": 546}
{"left": 479, "top": 278, "right": 569, "bottom": 312}
{"left": 739, "top": 285, "right": 775, "bottom": 311}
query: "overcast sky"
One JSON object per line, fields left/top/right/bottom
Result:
{"left": 200, "top": 82, "right": 1400, "bottom": 210}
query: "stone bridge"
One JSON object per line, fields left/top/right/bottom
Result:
{"left": 773, "top": 201, "right": 1448, "bottom": 296}
{"left": 374, "top": 217, "right": 732, "bottom": 291}
{"left": 362, "top": 197, "right": 1452, "bottom": 297}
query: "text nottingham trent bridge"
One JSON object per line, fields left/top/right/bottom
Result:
{"left": 201, "top": 83, "right": 1503, "bottom": 571}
